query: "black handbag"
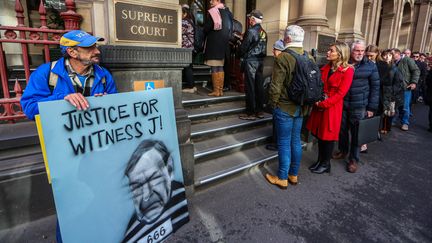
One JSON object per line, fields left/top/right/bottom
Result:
{"left": 357, "top": 116, "right": 381, "bottom": 145}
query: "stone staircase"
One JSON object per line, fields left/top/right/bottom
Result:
{"left": 182, "top": 88, "right": 278, "bottom": 188}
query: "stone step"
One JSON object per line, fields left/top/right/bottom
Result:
{"left": 182, "top": 90, "right": 245, "bottom": 108}
{"left": 0, "top": 145, "right": 41, "bottom": 161}
{"left": 187, "top": 101, "right": 245, "bottom": 121}
{"left": 191, "top": 114, "right": 272, "bottom": 140}
{"left": 0, "top": 122, "right": 39, "bottom": 151}
{"left": 0, "top": 151, "right": 45, "bottom": 181}
{"left": 194, "top": 144, "right": 278, "bottom": 187}
{"left": 194, "top": 126, "right": 272, "bottom": 161}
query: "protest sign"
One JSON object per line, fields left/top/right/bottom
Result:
{"left": 38, "top": 88, "right": 189, "bottom": 243}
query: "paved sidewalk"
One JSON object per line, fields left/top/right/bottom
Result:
{"left": 1, "top": 104, "right": 431, "bottom": 243}
{"left": 170, "top": 104, "right": 432, "bottom": 242}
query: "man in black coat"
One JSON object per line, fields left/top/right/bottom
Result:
{"left": 425, "top": 69, "right": 432, "bottom": 132}
{"left": 238, "top": 10, "right": 268, "bottom": 120}
{"left": 412, "top": 52, "right": 428, "bottom": 103}
{"left": 333, "top": 40, "right": 380, "bottom": 173}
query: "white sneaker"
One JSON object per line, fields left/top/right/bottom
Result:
{"left": 182, "top": 87, "right": 196, "bottom": 93}
{"left": 401, "top": 124, "right": 409, "bottom": 131}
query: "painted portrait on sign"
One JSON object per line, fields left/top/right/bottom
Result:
{"left": 123, "top": 140, "right": 188, "bottom": 243}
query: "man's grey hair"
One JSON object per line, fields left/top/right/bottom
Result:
{"left": 125, "top": 139, "right": 173, "bottom": 176}
{"left": 284, "top": 25, "right": 304, "bottom": 43}
{"left": 251, "top": 16, "right": 262, "bottom": 24}
{"left": 350, "top": 40, "right": 366, "bottom": 51}
{"left": 403, "top": 48, "right": 411, "bottom": 53}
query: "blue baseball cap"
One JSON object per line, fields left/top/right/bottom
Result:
{"left": 60, "top": 30, "right": 104, "bottom": 49}
{"left": 273, "top": 39, "right": 286, "bottom": 51}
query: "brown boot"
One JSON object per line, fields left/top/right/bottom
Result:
{"left": 218, "top": 72, "right": 224, "bottom": 96}
{"left": 265, "top": 173, "right": 288, "bottom": 189}
{"left": 347, "top": 160, "right": 358, "bottom": 173}
{"left": 208, "top": 72, "right": 219, "bottom": 96}
{"left": 332, "top": 151, "right": 347, "bottom": 160}
{"left": 288, "top": 175, "right": 298, "bottom": 185}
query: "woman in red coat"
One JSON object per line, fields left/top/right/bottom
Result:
{"left": 306, "top": 42, "right": 354, "bottom": 174}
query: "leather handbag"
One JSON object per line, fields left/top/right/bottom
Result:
{"left": 357, "top": 116, "right": 381, "bottom": 145}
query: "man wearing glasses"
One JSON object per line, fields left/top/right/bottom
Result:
{"left": 21, "top": 30, "right": 117, "bottom": 120}
{"left": 411, "top": 51, "right": 428, "bottom": 104}
{"left": 20, "top": 29, "right": 118, "bottom": 243}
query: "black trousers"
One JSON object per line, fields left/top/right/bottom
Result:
{"left": 244, "top": 60, "right": 264, "bottom": 115}
{"left": 338, "top": 108, "right": 366, "bottom": 162}
{"left": 318, "top": 139, "right": 335, "bottom": 163}
{"left": 429, "top": 105, "right": 432, "bottom": 129}
{"left": 182, "top": 64, "right": 194, "bottom": 88}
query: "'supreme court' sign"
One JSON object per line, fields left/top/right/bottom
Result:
{"left": 114, "top": 0, "right": 179, "bottom": 44}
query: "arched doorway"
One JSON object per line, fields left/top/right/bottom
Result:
{"left": 397, "top": 2, "right": 412, "bottom": 50}
{"left": 377, "top": 0, "right": 395, "bottom": 48}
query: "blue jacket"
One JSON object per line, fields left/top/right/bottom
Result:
{"left": 20, "top": 57, "right": 117, "bottom": 120}
{"left": 344, "top": 57, "right": 380, "bottom": 112}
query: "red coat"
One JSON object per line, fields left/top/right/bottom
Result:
{"left": 306, "top": 64, "right": 354, "bottom": 141}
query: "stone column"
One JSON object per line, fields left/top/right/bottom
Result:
{"left": 256, "top": 0, "right": 289, "bottom": 55}
{"left": 337, "top": 0, "right": 365, "bottom": 43}
{"left": 426, "top": 27, "right": 432, "bottom": 53}
{"left": 296, "top": 0, "right": 329, "bottom": 27}
{"left": 411, "top": 1, "right": 432, "bottom": 52}
{"left": 233, "top": 0, "right": 247, "bottom": 31}
{"left": 362, "top": 0, "right": 382, "bottom": 45}
{"left": 378, "top": 12, "right": 396, "bottom": 48}
{"left": 294, "top": 0, "right": 333, "bottom": 52}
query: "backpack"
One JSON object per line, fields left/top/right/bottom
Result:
{"left": 48, "top": 60, "right": 106, "bottom": 93}
{"left": 285, "top": 49, "right": 323, "bottom": 105}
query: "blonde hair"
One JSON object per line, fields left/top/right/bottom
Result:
{"left": 331, "top": 42, "right": 351, "bottom": 71}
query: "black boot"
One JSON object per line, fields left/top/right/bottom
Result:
{"left": 311, "top": 160, "right": 331, "bottom": 174}
{"left": 308, "top": 160, "right": 321, "bottom": 171}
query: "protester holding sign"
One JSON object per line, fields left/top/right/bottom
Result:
{"left": 20, "top": 30, "right": 117, "bottom": 243}
{"left": 20, "top": 30, "right": 117, "bottom": 120}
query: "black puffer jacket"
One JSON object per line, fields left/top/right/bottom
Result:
{"left": 344, "top": 57, "right": 380, "bottom": 112}
{"left": 203, "top": 8, "right": 233, "bottom": 60}
{"left": 239, "top": 24, "right": 267, "bottom": 60}
{"left": 425, "top": 70, "right": 432, "bottom": 106}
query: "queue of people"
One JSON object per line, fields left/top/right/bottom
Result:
{"left": 264, "top": 24, "right": 430, "bottom": 189}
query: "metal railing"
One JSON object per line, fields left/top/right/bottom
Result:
{"left": 0, "top": 0, "right": 81, "bottom": 122}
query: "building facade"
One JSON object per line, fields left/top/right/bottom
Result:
{"left": 1, "top": 0, "right": 432, "bottom": 67}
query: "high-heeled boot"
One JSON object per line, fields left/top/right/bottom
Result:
{"left": 311, "top": 160, "right": 331, "bottom": 174}
{"left": 218, "top": 72, "right": 224, "bottom": 96}
{"left": 208, "top": 72, "right": 219, "bottom": 96}
{"left": 308, "top": 160, "right": 321, "bottom": 171}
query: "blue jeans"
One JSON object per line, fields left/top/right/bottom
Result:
{"left": 399, "top": 90, "right": 412, "bottom": 125}
{"left": 274, "top": 107, "right": 303, "bottom": 179}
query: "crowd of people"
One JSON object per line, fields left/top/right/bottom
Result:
{"left": 265, "top": 24, "right": 432, "bottom": 189}
{"left": 179, "top": 1, "right": 432, "bottom": 188}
